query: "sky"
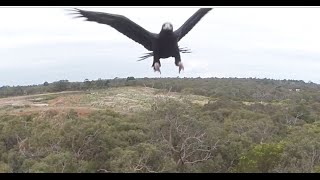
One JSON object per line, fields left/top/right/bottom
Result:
{"left": 1, "top": 7, "right": 320, "bottom": 86}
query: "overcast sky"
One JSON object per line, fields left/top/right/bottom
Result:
{"left": 1, "top": 7, "right": 320, "bottom": 86}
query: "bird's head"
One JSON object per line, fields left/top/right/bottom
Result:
{"left": 162, "top": 22, "right": 173, "bottom": 31}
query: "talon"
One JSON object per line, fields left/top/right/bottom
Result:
{"left": 154, "top": 62, "right": 161, "bottom": 74}
{"left": 178, "top": 62, "right": 184, "bottom": 73}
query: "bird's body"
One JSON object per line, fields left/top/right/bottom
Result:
{"left": 157, "top": 30, "right": 178, "bottom": 59}
{"left": 152, "top": 26, "right": 182, "bottom": 73}
{"left": 69, "top": 8, "right": 212, "bottom": 73}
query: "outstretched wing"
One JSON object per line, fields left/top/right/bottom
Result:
{"left": 70, "top": 8, "right": 157, "bottom": 51}
{"left": 174, "top": 8, "right": 212, "bottom": 42}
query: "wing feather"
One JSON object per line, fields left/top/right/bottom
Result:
{"left": 71, "top": 8, "right": 157, "bottom": 51}
{"left": 174, "top": 8, "right": 212, "bottom": 42}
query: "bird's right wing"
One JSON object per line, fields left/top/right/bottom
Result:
{"left": 70, "top": 8, "right": 157, "bottom": 51}
{"left": 174, "top": 8, "right": 212, "bottom": 42}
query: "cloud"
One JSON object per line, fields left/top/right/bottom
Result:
{"left": 1, "top": 7, "right": 320, "bottom": 86}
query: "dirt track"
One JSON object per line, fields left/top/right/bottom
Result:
{"left": 0, "top": 91, "right": 94, "bottom": 116}
{"left": 0, "top": 91, "right": 81, "bottom": 102}
{"left": 0, "top": 87, "right": 210, "bottom": 116}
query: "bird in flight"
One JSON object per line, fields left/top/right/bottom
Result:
{"left": 69, "top": 8, "right": 212, "bottom": 74}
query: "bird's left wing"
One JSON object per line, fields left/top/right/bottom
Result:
{"left": 174, "top": 8, "right": 212, "bottom": 42}
{"left": 70, "top": 8, "right": 157, "bottom": 51}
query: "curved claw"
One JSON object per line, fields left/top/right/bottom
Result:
{"left": 153, "top": 62, "right": 161, "bottom": 74}
{"left": 178, "top": 62, "right": 184, "bottom": 73}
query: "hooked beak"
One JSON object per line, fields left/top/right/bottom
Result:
{"left": 163, "top": 23, "right": 173, "bottom": 31}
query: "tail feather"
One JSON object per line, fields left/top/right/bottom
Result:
{"left": 137, "top": 52, "right": 153, "bottom": 61}
{"left": 137, "top": 47, "right": 192, "bottom": 61}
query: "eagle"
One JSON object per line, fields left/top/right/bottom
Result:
{"left": 69, "top": 8, "right": 212, "bottom": 74}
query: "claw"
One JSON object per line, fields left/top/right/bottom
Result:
{"left": 154, "top": 62, "right": 161, "bottom": 74}
{"left": 178, "top": 62, "right": 184, "bottom": 73}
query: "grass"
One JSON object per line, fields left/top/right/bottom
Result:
{"left": 79, "top": 87, "right": 210, "bottom": 113}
